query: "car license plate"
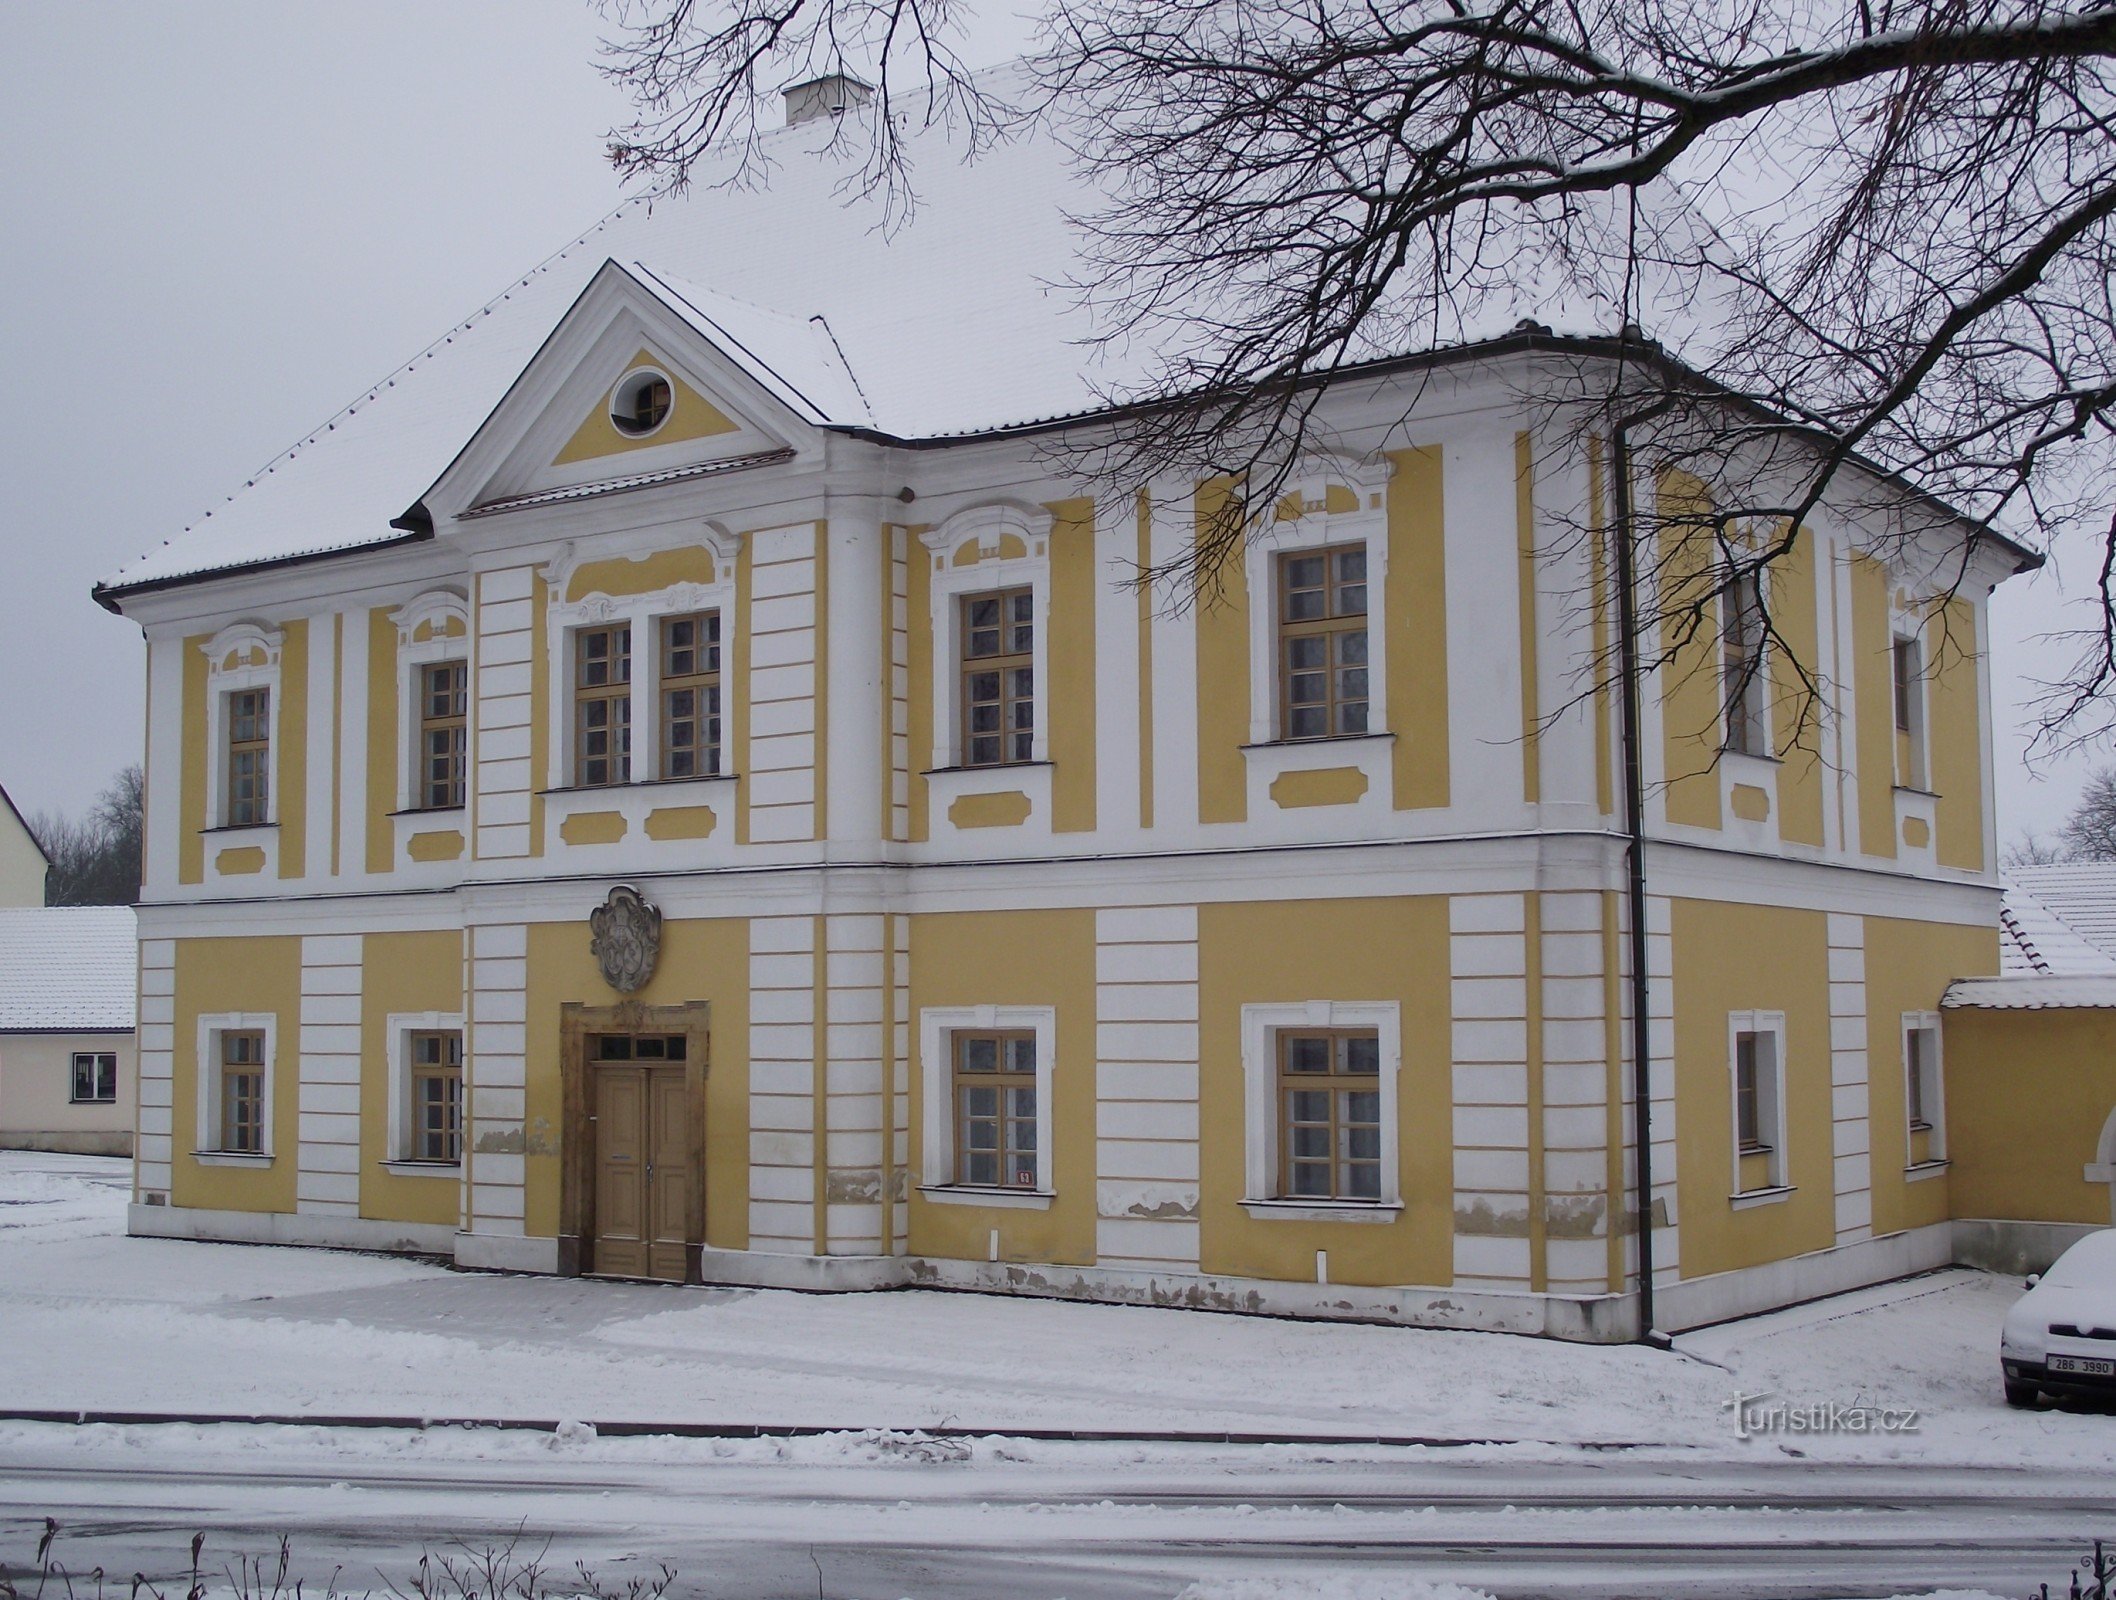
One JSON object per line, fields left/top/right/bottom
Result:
{"left": 2048, "top": 1355, "right": 2115, "bottom": 1377}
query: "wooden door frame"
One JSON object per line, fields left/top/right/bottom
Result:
{"left": 558, "top": 998, "right": 711, "bottom": 1281}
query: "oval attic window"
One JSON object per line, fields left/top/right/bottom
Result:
{"left": 610, "top": 369, "right": 673, "bottom": 437}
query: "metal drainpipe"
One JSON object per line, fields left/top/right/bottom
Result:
{"left": 1611, "top": 393, "right": 1674, "bottom": 1347}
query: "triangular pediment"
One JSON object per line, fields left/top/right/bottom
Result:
{"left": 549, "top": 347, "right": 742, "bottom": 467}
{"left": 415, "top": 260, "right": 858, "bottom": 526}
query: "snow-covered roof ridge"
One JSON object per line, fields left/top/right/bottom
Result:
{"left": 629, "top": 262, "right": 875, "bottom": 427}
{"left": 1943, "top": 973, "right": 2116, "bottom": 1010}
{"left": 1998, "top": 880, "right": 2116, "bottom": 976}
{"left": 0, "top": 906, "right": 137, "bottom": 1032}
{"left": 2003, "top": 863, "right": 2116, "bottom": 967}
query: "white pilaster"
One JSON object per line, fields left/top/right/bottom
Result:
{"left": 1450, "top": 893, "right": 1532, "bottom": 1288}
{"left": 748, "top": 913, "right": 817, "bottom": 1252}
{"left": 1829, "top": 912, "right": 1873, "bottom": 1243}
{"left": 746, "top": 523, "right": 819, "bottom": 844}
{"left": 134, "top": 938, "right": 177, "bottom": 1198}
{"left": 1094, "top": 904, "right": 1201, "bottom": 1270}
{"left": 296, "top": 933, "right": 363, "bottom": 1216}
{"left": 465, "top": 921, "right": 527, "bottom": 1236}
{"left": 472, "top": 566, "right": 533, "bottom": 860}
{"left": 1540, "top": 891, "right": 1615, "bottom": 1294}
{"left": 823, "top": 912, "right": 886, "bottom": 1253}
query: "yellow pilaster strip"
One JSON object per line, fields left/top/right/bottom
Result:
{"left": 179, "top": 636, "right": 208, "bottom": 885}
{"left": 880, "top": 527, "right": 898, "bottom": 843}
{"left": 879, "top": 913, "right": 898, "bottom": 1252}
{"left": 1136, "top": 491, "right": 1155, "bottom": 830}
{"left": 1049, "top": 497, "right": 1098, "bottom": 832}
{"left": 812, "top": 521, "right": 830, "bottom": 843}
{"left": 812, "top": 913, "right": 828, "bottom": 1255}
{"left": 1526, "top": 892, "right": 1547, "bottom": 1292}
{"left": 733, "top": 538, "right": 753, "bottom": 845}
{"left": 1602, "top": 889, "right": 1626, "bottom": 1292}
{"left": 277, "top": 618, "right": 308, "bottom": 879}
{"left": 329, "top": 612, "right": 343, "bottom": 876}
{"left": 1516, "top": 433, "right": 1541, "bottom": 806}
{"left": 1587, "top": 440, "right": 1614, "bottom": 817}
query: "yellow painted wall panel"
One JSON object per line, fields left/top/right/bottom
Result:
{"left": 1667, "top": 899, "right": 1835, "bottom": 1278}
{"left": 1269, "top": 767, "right": 1369, "bottom": 809}
{"left": 1656, "top": 471, "right": 1722, "bottom": 831}
{"left": 907, "top": 909, "right": 1098, "bottom": 1266}
{"left": 1930, "top": 597, "right": 1986, "bottom": 871}
{"left": 1946, "top": 1007, "right": 2116, "bottom": 1226}
{"left": 1194, "top": 478, "right": 1250, "bottom": 825}
{"left": 523, "top": 917, "right": 751, "bottom": 1250}
{"left": 1197, "top": 897, "right": 1455, "bottom": 1288}
{"left": 359, "top": 929, "right": 465, "bottom": 1229}
{"left": 551, "top": 349, "right": 738, "bottom": 466}
{"left": 1850, "top": 555, "right": 1898, "bottom": 860}
{"left": 566, "top": 546, "right": 720, "bottom": 602}
{"left": 906, "top": 524, "right": 933, "bottom": 843}
{"left": 405, "top": 829, "right": 465, "bottom": 861}
{"left": 179, "top": 635, "right": 208, "bottom": 885}
{"left": 169, "top": 936, "right": 302, "bottom": 1215}
{"left": 366, "top": 609, "right": 398, "bottom": 874}
{"left": 644, "top": 806, "right": 716, "bottom": 841}
{"left": 947, "top": 790, "right": 1031, "bottom": 829}
{"left": 213, "top": 847, "right": 265, "bottom": 875}
{"left": 1048, "top": 496, "right": 1098, "bottom": 833}
{"left": 1864, "top": 916, "right": 1997, "bottom": 1237}
{"left": 1386, "top": 447, "right": 1449, "bottom": 810}
{"left": 1771, "top": 528, "right": 1826, "bottom": 847}
{"left": 559, "top": 811, "right": 627, "bottom": 845}
{"left": 276, "top": 619, "right": 308, "bottom": 879}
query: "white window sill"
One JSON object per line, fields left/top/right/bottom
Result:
{"left": 1904, "top": 1159, "right": 1951, "bottom": 1183}
{"left": 192, "top": 1150, "right": 273, "bottom": 1168}
{"left": 380, "top": 1159, "right": 462, "bottom": 1179}
{"left": 918, "top": 1184, "right": 1054, "bottom": 1210}
{"left": 1241, "top": 1198, "right": 1403, "bottom": 1224}
{"left": 1729, "top": 1184, "right": 1795, "bottom": 1210}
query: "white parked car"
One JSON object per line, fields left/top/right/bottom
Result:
{"left": 2000, "top": 1228, "right": 2116, "bottom": 1408}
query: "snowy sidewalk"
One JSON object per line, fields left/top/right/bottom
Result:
{"left": 3, "top": 1151, "right": 2108, "bottom": 1464}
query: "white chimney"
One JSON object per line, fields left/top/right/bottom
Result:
{"left": 782, "top": 73, "right": 875, "bottom": 128}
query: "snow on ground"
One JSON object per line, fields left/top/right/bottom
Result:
{"left": 2, "top": 1151, "right": 2110, "bottom": 1465}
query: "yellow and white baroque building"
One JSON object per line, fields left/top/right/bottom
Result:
{"left": 104, "top": 146, "right": 2046, "bottom": 1339}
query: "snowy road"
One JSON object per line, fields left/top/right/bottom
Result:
{"left": 5, "top": 1153, "right": 2114, "bottom": 1598}
{"left": 6, "top": 1426, "right": 2109, "bottom": 1600}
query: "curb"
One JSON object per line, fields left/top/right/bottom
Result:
{"left": 0, "top": 1409, "right": 1648, "bottom": 1451}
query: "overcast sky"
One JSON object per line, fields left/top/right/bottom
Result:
{"left": 0, "top": 2, "right": 2104, "bottom": 850}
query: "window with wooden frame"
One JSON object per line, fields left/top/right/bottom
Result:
{"left": 1734, "top": 1030, "right": 1768, "bottom": 1153}
{"left": 952, "top": 1030, "right": 1038, "bottom": 1188}
{"left": 418, "top": 660, "right": 467, "bottom": 809}
{"left": 658, "top": 611, "right": 722, "bottom": 780}
{"left": 1277, "top": 545, "right": 1369, "bottom": 740}
{"left": 1277, "top": 1028, "right": 1383, "bottom": 1200}
{"left": 225, "top": 687, "right": 271, "bottom": 826}
{"left": 573, "top": 623, "right": 632, "bottom": 787}
{"left": 219, "top": 1029, "right": 266, "bottom": 1154}
{"left": 959, "top": 589, "right": 1034, "bottom": 767}
{"left": 1722, "top": 570, "right": 1768, "bottom": 757}
{"left": 70, "top": 1052, "right": 116, "bottom": 1104}
{"left": 408, "top": 1029, "right": 463, "bottom": 1163}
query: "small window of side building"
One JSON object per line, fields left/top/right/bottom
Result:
{"left": 1277, "top": 1028, "right": 1384, "bottom": 1201}
{"left": 1892, "top": 633, "right": 1927, "bottom": 787}
{"left": 407, "top": 1029, "right": 463, "bottom": 1163}
{"left": 219, "top": 1029, "right": 267, "bottom": 1154}
{"left": 952, "top": 1030, "right": 1038, "bottom": 1187}
{"left": 70, "top": 1052, "right": 117, "bottom": 1104}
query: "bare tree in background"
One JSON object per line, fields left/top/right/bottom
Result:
{"left": 32, "top": 766, "right": 144, "bottom": 907}
{"left": 600, "top": 0, "right": 2116, "bottom": 755}
{"left": 2058, "top": 766, "right": 2116, "bottom": 858}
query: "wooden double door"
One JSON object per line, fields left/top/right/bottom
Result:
{"left": 560, "top": 1003, "right": 710, "bottom": 1283}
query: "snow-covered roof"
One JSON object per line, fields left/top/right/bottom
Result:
{"left": 2003, "top": 864, "right": 2116, "bottom": 965}
{"left": 96, "top": 61, "right": 2036, "bottom": 604}
{"left": 0, "top": 907, "right": 137, "bottom": 1032}
{"left": 1943, "top": 975, "right": 2116, "bottom": 1011}
{"left": 1998, "top": 880, "right": 2116, "bottom": 976}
